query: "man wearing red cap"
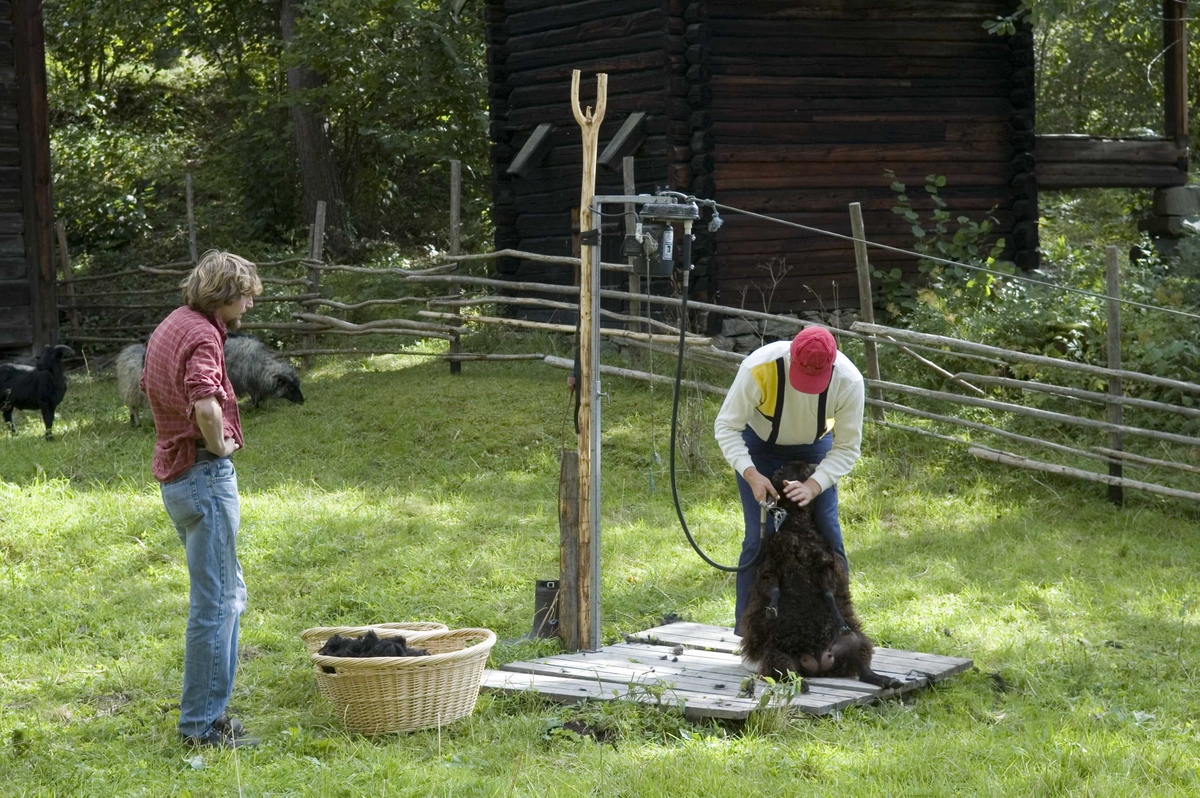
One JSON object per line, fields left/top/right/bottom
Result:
{"left": 714, "top": 325, "right": 865, "bottom": 632}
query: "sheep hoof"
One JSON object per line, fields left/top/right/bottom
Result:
{"left": 44, "top": 431, "right": 54, "bottom": 441}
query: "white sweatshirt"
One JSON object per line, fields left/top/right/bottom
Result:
{"left": 714, "top": 341, "right": 865, "bottom": 492}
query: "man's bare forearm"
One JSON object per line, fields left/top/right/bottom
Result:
{"left": 193, "top": 396, "right": 227, "bottom": 454}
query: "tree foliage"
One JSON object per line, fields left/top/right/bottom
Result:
{"left": 44, "top": 0, "right": 487, "bottom": 254}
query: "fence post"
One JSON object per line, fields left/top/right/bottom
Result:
{"left": 186, "top": 172, "right": 198, "bottom": 265}
{"left": 558, "top": 449, "right": 580, "bottom": 651}
{"left": 624, "top": 158, "right": 643, "bottom": 369}
{"left": 448, "top": 159, "right": 463, "bottom": 375}
{"left": 54, "top": 220, "right": 80, "bottom": 340}
{"left": 849, "top": 202, "right": 883, "bottom": 421}
{"left": 302, "top": 201, "right": 326, "bottom": 372}
{"left": 1106, "top": 245, "right": 1123, "bottom": 505}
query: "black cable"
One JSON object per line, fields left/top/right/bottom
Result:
{"left": 669, "top": 256, "right": 767, "bottom": 574}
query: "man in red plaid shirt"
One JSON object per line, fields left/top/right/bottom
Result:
{"left": 142, "top": 250, "right": 262, "bottom": 748}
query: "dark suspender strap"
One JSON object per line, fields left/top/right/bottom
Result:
{"left": 813, "top": 385, "right": 829, "bottom": 444}
{"left": 766, "top": 357, "right": 786, "bottom": 445}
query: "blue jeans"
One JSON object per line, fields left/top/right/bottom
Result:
{"left": 160, "top": 458, "right": 246, "bottom": 739}
{"left": 734, "top": 427, "right": 846, "bottom": 634}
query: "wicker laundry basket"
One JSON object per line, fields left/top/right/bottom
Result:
{"left": 309, "top": 627, "right": 496, "bottom": 735}
{"left": 299, "top": 622, "right": 449, "bottom": 655}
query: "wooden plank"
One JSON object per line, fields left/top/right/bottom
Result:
{"left": 1037, "top": 163, "right": 1187, "bottom": 190}
{"left": 508, "top": 52, "right": 667, "bottom": 88}
{"left": 1035, "top": 135, "right": 1185, "bottom": 165}
{"left": 715, "top": 143, "right": 1014, "bottom": 163}
{"left": 710, "top": 55, "right": 1013, "bottom": 81}
{"left": 598, "top": 111, "right": 646, "bottom": 169}
{"left": 599, "top": 642, "right": 915, "bottom": 702}
{"left": 507, "top": 123, "right": 555, "bottom": 178}
{"left": 707, "top": 0, "right": 1011, "bottom": 21}
{"left": 971, "top": 446, "right": 1200, "bottom": 503}
{"left": 506, "top": 8, "right": 663, "bottom": 52}
{"left": 854, "top": 323, "right": 1200, "bottom": 396}
{"left": 558, "top": 450, "right": 580, "bottom": 651}
{"left": 708, "top": 37, "right": 1008, "bottom": 60}
{"left": 506, "top": 0, "right": 657, "bottom": 37}
{"left": 710, "top": 119, "right": 1010, "bottom": 144}
{"left": 500, "top": 656, "right": 854, "bottom": 711}
{"left": 481, "top": 670, "right": 765, "bottom": 720}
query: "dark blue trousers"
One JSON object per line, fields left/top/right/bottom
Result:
{"left": 733, "top": 427, "right": 846, "bottom": 633}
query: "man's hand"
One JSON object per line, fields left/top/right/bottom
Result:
{"left": 219, "top": 437, "right": 240, "bottom": 457}
{"left": 783, "top": 478, "right": 823, "bottom": 507}
{"left": 742, "top": 466, "right": 779, "bottom": 504}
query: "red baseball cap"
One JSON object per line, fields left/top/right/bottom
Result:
{"left": 789, "top": 327, "right": 837, "bottom": 394}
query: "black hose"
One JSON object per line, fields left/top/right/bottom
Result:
{"left": 669, "top": 265, "right": 768, "bottom": 574}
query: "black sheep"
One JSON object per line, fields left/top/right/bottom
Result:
{"left": 317, "top": 630, "right": 428, "bottom": 672}
{"left": 0, "top": 345, "right": 75, "bottom": 440}
{"left": 739, "top": 460, "right": 902, "bottom": 690}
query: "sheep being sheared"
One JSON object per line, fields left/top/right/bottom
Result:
{"left": 0, "top": 344, "right": 74, "bottom": 440}
{"left": 224, "top": 334, "right": 304, "bottom": 408}
{"left": 116, "top": 343, "right": 150, "bottom": 427}
{"left": 739, "top": 460, "right": 902, "bottom": 690}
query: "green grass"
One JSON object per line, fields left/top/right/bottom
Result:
{"left": 2, "top": 352, "right": 1199, "bottom": 797}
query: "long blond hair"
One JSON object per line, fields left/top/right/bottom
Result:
{"left": 181, "top": 250, "right": 263, "bottom": 313}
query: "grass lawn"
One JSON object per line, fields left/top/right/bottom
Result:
{"left": 1, "top": 351, "right": 1198, "bottom": 797}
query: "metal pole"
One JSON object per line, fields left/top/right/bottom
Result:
{"left": 589, "top": 199, "right": 602, "bottom": 650}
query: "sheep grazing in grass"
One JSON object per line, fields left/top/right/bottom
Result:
{"left": 116, "top": 343, "right": 150, "bottom": 427}
{"left": 224, "top": 334, "right": 304, "bottom": 408}
{"left": 739, "top": 460, "right": 903, "bottom": 691}
{"left": 317, "top": 630, "right": 428, "bottom": 672}
{"left": 0, "top": 344, "right": 75, "bottom": 440}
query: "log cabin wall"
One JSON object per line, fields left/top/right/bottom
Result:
{"left": 486, "top": 0, "right": 1034, "bottom": 318}
{"left": 699, "top": 0, "right": 1032, "bottom": 313}
{"left": 486, "top": 0, "right": 687, "bottom": 322}
{"left": 0, "top": 0, "right": 53, "bottom": 361}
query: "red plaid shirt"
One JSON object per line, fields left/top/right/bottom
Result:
{"left": 141, "top": 306, "right": 243, "bottom": 483}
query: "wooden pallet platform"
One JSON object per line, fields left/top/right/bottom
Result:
{"left": 482, "top": 622, "right": 972, "bottom": 720}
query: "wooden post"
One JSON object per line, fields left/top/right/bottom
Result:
{"left": 13, "top": 0, "right": 55, "bottom": 350}
{"left": 54, "top": 220, "right": 80, "bottom": 340}
{"left": 448, "top": 160, "right": 464, "bottom": 375}
{"left": 850, "top": 203, "right": 883, "bottom": 421}
{"left": 186, "top": 172, "right": 198, "bottom": 265}
{"left": 302, "top": 201, "right": 326, "bottom": 371}
{"left": 623, "top": 156, "right": 640, "bottom": 337}
{"left": 558, "top": 449, "right": 580, "bottom": 651}
{"left": 1164, "top": 0, "right": 1189, "bottom": 155}
{"left": 571, "top": 69, "right": 607, "bottom": 651}
{"left": 1106, "top": 246, "right": 1123, "bottom": 505}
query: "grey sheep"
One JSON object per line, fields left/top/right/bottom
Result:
{"left": 0, "top": 344, "right": 75, "bottom": 440}
{"left": 116, "top": 343, "right": 150, "bottom": 427}
{"left": 224, "top": 334, "right": 304, "bottom": 408}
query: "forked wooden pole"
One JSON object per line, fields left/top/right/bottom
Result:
{"left": 571, "top": 68, "right": 606, "bottom": 651}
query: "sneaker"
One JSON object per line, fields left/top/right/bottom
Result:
{"left": 184, "top": 719, "right": 259, "bottom": 750}
{"left": 212, "top": 714, "right": 245, "bottom": 737}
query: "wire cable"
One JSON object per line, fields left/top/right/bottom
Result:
{"left": 669, "top": 267, "right": 768, "bottom": 573}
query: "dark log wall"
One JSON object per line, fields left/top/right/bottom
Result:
{"left": 0, "top": 0, "right": 28, "bottom": 354}
{"left": 693, "top": 0, "right": 1034, "bottom": 311}
{"left": 487, "top": 0, "right": 1036, "bottom": 317}
{"left": 486, "top": 0, "right": 688, "bottom": 320}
